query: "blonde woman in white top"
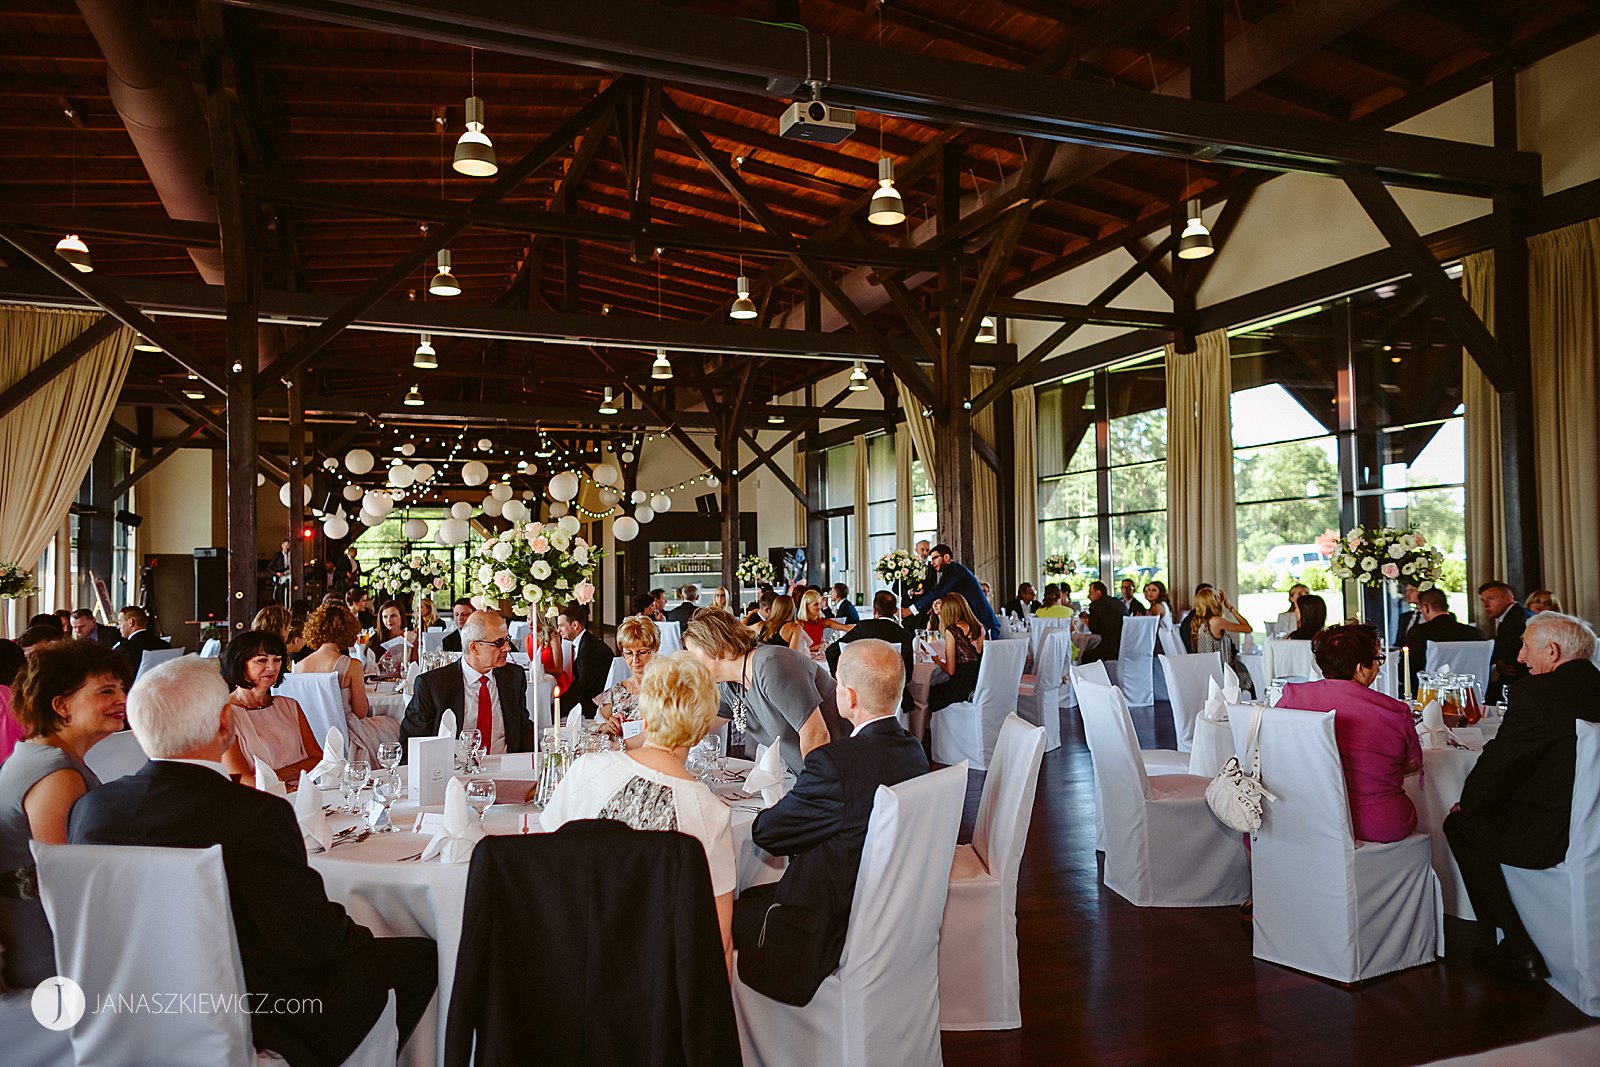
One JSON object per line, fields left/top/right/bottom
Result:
{"left": 540, "top": 652, "right": 736, "bottom": 965}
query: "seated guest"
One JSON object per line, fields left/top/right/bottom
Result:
{"left": 798, "top": 589, "right": 852, "bottom": 651}
{"left": 401, "top": 610, "right": 532, "bottom": 757}
{"left": 417, "top": 598, "right": 442, "bottom": 631}
{"left": 759, "top": 594, "right": 804, "bottom": 650}
{"left": 709, "top": 586, "right": 733, "bottom": 615}
{"left": 347, "top": 587, "right": 377, "bottom": 630}
{"left": 1189, "top": 587, "right": 1253, "bottom": 692}
{"left": 542, "top": 653, "right": 736, "bottom": 962}
{"left": 69, "top": 608, "right": 117, "bottom": 647}
{"left": 0, "top": 639, "right": 26, "bottom": 762}
{"left": 113, "top": 605, "right": 170, "bottom": 675}
{"left": 219, "top": 631, "right": 322, "bottom": 790}
{"left": 534, "top": 613, "right": 570, "bottom": 691}
{"left": 1143, "top": 581, "right": 1174, "bottom": 624}
{"left": 1287, "top": 594, "right": 1328, "bottom": 642}
{"left": 1478, "top": 580, "right": 1529, "bottom": 702}
{"left": 27, "top": 613, "right": 65, "bottom": 637}
{"left": 1177, "top": 582, "right": 1214, "bottom": 652}
{"left": 1444, "top": 612, "right": 1600, "bottom": 982}
{"left": 1079, "top": 582, "right": 1124, "bottom": 664}
{"left": 826, "top": 583, "right": 860, "bottom": 626}
{"left": 742, "top": 588, "right": 776, "bottom": 628}
{"left": 1395, "top": 583, "right": 1422, "bottom": 648}
{"left": 1403, "top": 588, "right": 1486, "bottom": 693}
{"left": 1119, "top": 579, "right": 1146, "bottom": 616}
{"left": 17, "top": 624, "right": 61, "bottom": 656}
{"left": 733, "top": 639, "right": 929, "bottom": 1005}
{"left": 254, "top": 604, "right": 310, "bottom": 663}
{"left": 1279, "top": 624, "right": 1421, "bottom": 843}
{"left": 826, "top": 591, "right": 913, "bottom": 689}
{"left": 633, "top": 591, "right": 663, "bottom": 621}
{"left": 294, "top": 603, "right": 401, "bottom": 764}
{"left": 375, "top": 599, "right": 418, "bottom": 666}
{"left": 1033, "top": 584, "right": 1073, "bottom": 619}
{"left": 69, "top": 656, "right": 437, "bottom": 1063}
{"left": 928, "top": 593, "right": 986, "bottom": 713}
{"left": 440, "top": 596, "right": 475, "bottom": 652}
{"left": 597, "top": 615, "right": 659, "bottom": 737}
{"left": 558, "top": 601, "right": 612, "bottom": 719}
{"left": 1273, "top": 584, "right": 1309, "bottom": 637}
{"left": 1525, "top": 589, "right": 1562, "bottom": 615}
{"left": 0, "top": 640, "right": 130, "bottom": 988}
{"left": 664, "top": 585, "right": 700, "bottom": 626}
{"left": 1002, "top": 582, "right": 1039, "bottom": 620}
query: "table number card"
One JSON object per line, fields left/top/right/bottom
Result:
{"left": 498, "top": 752, "right": 534, "bottom": 775}
{"left": 620, "top": 719, "right": 644, "bottom": 740}
{"left": 407, "top": 735, "right": 454, "bottom": 806}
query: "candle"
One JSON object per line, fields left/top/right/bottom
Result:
{"left": 1402, "top": 646, "right": 1412, "bottom": 702}
{"left": 552, "top": 686, "right": 561, "bottom": 736}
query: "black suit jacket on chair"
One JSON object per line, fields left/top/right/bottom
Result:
{"left": 399, "top": 661, "right": 532, "bottom": 759}
{"left": 440, "top": 629, "right": 462, "bottom": 653}
{"left": 114, "top": 629, "right": 171, "bottom": 674}
{"left": 825, "top": 618, "right": 913, "bottom": 685}
{"left": 1456, "top": 658, "right": 1600, "bottom": 868}
{"left": 565, "top": 630, "right": 614, "bottom": 718}
{"left": 737, "top": 716, "right": 929, "bottom": 1005}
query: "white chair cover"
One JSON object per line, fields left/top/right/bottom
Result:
{"left": 1424, "top": 641, "right": 1494, "bottom": 701}
{"left": 1115, "top": 617, "right": 1160, "bottom": 707}
{"left": 199, "top": 638, "right": 222, "bottom": 658}
{"left": 1238, "top": 652, "right": 1267, "bottom": 698}
{"left": 419, "top": 629, "right": 444, "bottom": 654}
{"left": 604, "top": 656, "right": 630, "bottom": 689}
{"left": 1077, "top": 681, "right": 1250, "bottom": 907}
{"left": 931, "top": 639, "right": 1029, "bottom": 771}
{"left": 1156, "top": 620, "right": 1187, "bottom": 657}
{"left": 733, "top": 763, "right": 967, "bottom": 1067}
{"left": 0, "top": 988, "right": 71, "bottom": 1065}
{"left": 1227, "top": 705, "right": 1441, "bottom": 982}
{"left": 1158, "top": 652, "right": 1225, "bottom": 753}
{"left": 508, "top": 620, "right": 529, "bottom": 645}
{"left": 83, "top": 730, "right": 148, "bottom": 783}
{"left": 1017, "top": 630, "right": 1069, "bottom": 753}
{"left": 939, "top": 717, "right": 1046, "bottom": 1030}
{"left": 1072, "top": 659, "right": 1188, "bottom": 850}
{"left": 273, "top": 671, "right": 347, "bottom": 749}
{"left": 135, "top": 646, "right": 184, "bottom": 681}
{"left": 1503, "top": 720, "right": 1600, "bottom": 1015}
{"left": 1027, "top": 616, "right": 1073, "bottom": 667}
{"left": 656, "top": 621, "right": 684, "bottom": 654}
{"left": 1262, "top": 639, "right": 1320, "bottom": 683}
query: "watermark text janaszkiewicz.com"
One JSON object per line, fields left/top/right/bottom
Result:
{"left": 33, "top": 976, "right": 320, "bottom": 1029}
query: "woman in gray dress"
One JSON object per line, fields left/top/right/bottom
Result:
{"left": 683, "top": 608, "right": 847, "bottom": 775}
{"left": 0, "top": 639, "right": 132, "bottom": 988}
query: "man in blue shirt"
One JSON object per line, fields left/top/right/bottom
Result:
{"left": 901, "top": 543, "right": 1000, "bottom": 638}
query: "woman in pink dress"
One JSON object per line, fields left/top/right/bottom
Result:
{"left": 1279, "top": 623, "right": 1422, "bottom": 843}
{"left": 218, "top": 630, "right": 323, "bottom": 790}
{"left": 0, "top": 639, "right": 26, "bottom": 763}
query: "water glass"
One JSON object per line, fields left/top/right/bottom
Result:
{"left": 457, "top": 729, "right": 482, "bottom": 773}
{"left": 377, "top": 741, "right": 402, "bottom": 772}
{"left": 464, "top": 777, "right": 496, "bottom": 822}
{"left": 346, "top": 760, "right": 371, "bottom": 814}
{"left": 372, "top": 769, "right": 402, "bottom": 831}
{"left": 335, "top": 760, "right": 355, "bottom": 811}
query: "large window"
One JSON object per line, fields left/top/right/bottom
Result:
{"left": 866, "top": 433, "right": 897, "bottom": 577}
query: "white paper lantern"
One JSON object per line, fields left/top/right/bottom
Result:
{"left": 592, "top": 462, "right": 618, "bottom": 487}
{"left": 482, "top": 495, "right": 503, "bottom": 518}
{"left": 341, "top": 484, "right": 363, "bottom": 502}
{"left": 344, "top": 448, "right": 375, "bottom": 475}
{"left": 558, "top": 515, "right": 581, "bottom": 535}
{"left": 521, "top": 490, "right": 535, "bottom": 501}
{"left": 449, "top": 501, "right": 473, "bottom": 520}
{"left": 461, "top": 460, "right": 489, "bottom": 486}
{"left": 491, "top": 483, "right": 513, "bottom": 502}
{"left": 399, "top": 442, "right": 416, "bottom": 457}
{"left": 597, "top": 488, "right": 620, "bottom": 506}
{"left": 387, "top": 464, "right": 415, "bottom": 488}
{"left": 631, "top": 490, "right": 648, "bottom": 505}
{"left": 322, "top": 457, "right": 338, "bottom": 471}
{"left": 438, "top": 517, "right": 469, "bottom": 545}
{"left": 364, "top": 491, "right": 394, "bottom": 516}
{"left": 612, "top": 515, "right": 639, "bottom": 542}
{"left": 256, "top": 472, "right": 265, "bottom": 487}
{"left": 621, "top": 450, "right": 635, "bottom": 463}
{"left": 548, "top": 501, "right": 568, "bottom": 518}
{"left": 650, "top": 493, "right": 672, "bottom": 513}
{"left": 402, "top": 517, "right": 429, "bottom": 540}
{"left": 706, "top": 474, "right": 720, "bottom": 488}
{"left": 477, "top": 437, "right": 493, "bottom": 451}
{"left": 359, "top": 508, "right": 384, "bottom": 527}
{"left": 501, "top": 499, "right": 527, "bottom": 523}
{"left": 635, "top": 505, "right": 655, "bottom": 524}
{"left": 548, "top": 471, "right": 579, "bottom": 501}
{"left": 322, "top": 513, "right": 349, "bottom": 539}
{"left": 278, "top": 481, "right": 293, "bottom": 507}
{"left": 412, "top": 462, "right": 435, "bottom": 483}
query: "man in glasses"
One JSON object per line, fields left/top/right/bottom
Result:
{"left": 400, "top": 610, "right": 533, "bottom": 759}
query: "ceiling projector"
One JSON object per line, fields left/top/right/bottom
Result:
{"left": 779, "top": 98, "right": 856, "bottom": 143}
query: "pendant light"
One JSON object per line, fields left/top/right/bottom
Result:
{"left": 848, "top": 361, "right": 870, "bottom": 391}
{"left": 133, "top": 334, "right": 162, "bottom": 353}
{"left": 729, "top": 276, "right": 757, "bottom": 320}
{"left": 767, "top": 412, "right": 784, "bottom": 425}
{"left": 1177, "top": 198, "right": 1213, "bottom": 260}
{"left": 452, "top": 52, "right": 497, "bottom": 177}
{"left": 55, "top": 234, "right": 92, "bottom": 272}
{"left": 403, "top": 384, "right": 425, "bottom": 407}
{"left": 413, "top": 334, "right": 437, "bottom": 369}
{"left": 598, "top": 386, "right": 619, "bottom": 414}
{"left": 977, "top": 316, "right": 998, "bottom": 343}
{"left": 651, "top": 348, "right": 673, "bottom": 380}
{"left": 867, "top": 156, "right": 905, "bottom": 226}
{"left": 429, "top": 250, "right": 461, "bottom": 296}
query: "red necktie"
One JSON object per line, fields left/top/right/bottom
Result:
{"left": 477, "top": 675, "right": 494, "bottom": 750}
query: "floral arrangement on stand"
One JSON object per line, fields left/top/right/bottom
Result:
{"left": 0, "top": 560, "right": 37, "bottom": 601}
{"left": 735, "top": 555, "right": 777, "bottom": 587}
{"left": 1042, "top": 553, "right": 1077, "bottom": 587}
{"left": 470, "top": 521, "right": 602, "bottom": 619}
{"left": 1328, "top": 525, "right": 1444, "bottom": 590}
{"left": 367, "top": 553, "right": 451, "bottom": 597}
{"left": 874, "top": 549, "right": 922, "bottom": 588}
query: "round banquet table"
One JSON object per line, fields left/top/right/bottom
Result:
{"left": 308, "top": 754, "right": 783, "bottom": 1067}
{"left": 1403, "top": 718, "right": 1497, "bottom": 922}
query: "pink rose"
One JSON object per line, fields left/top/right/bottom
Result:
{"left": 575, "top": 580, "right": 596, "bottom": 605}
{"left": 1381, "top": 562, "right": 1400, "bottom": 580}
{"left": 493, "top": 569, "right": 517, "bottom": 592}
{"left": 530, "top": 537, "right": 550, "bottom": 555}
{"left": 1413, "top": 534, "right": 1426, "bottom": 546}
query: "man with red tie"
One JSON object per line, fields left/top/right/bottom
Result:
{"left": 400, "top": 610, "right": 533, "bottom": 759}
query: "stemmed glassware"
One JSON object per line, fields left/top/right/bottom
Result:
{"left": 336, "top": 759, "right": 356, "bottom": 813}
{"left": 371, "top": 769, "right": 402, "bottom": 832}
{"left": 345, "top": 760, "right": 371, "bottom": 815}
{"left": 464, "top": 777, "right": 496, "bottom": 825}
{"left": 377, "top": 741, "right": 402, "bottom": 775}
{"left": 456, "top": 729, "right": 482, "bottom": 774}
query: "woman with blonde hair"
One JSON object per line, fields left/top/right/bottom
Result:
{"left": 928, "top": 592, "right": 985, "bottom": 712}
{"left": 597, "top": 615, "right": 659, "bottom": 737}
{"left": 1189, "top": 587, "right": 1254, "bottom": 692}
{"left": 709, "top": 587, "right": 732, "bottom": 615}
{"left": 759, "top": 594, "right": 804, "bottom": 650}
{"left": 252, "top": 604, "right": 307, "bottom": 660}
{"left": 541, "top": 652, "right": 737, "bottom": 963}
{"left": 293, "top": 602, "right": 401, "bottom": 762}
{"left": 797, "top": 588, "right": 851, "bottom": 651}
{"left": 1526, "top": 589, "right": 1562, "bottom": 614}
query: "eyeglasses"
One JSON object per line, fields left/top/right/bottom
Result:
{"left": 621, "top": 648, "right": 654, "bottom": 660}
{"left": 470, "top": 636, "right": 511, "bottom": 649}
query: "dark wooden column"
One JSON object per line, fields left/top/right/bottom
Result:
{"left": 932, "top": 143, "right": 975, "bottom": 561}
{"left": 286, "top": 370, "right": 306, "bottom": 605}
{"left": 78, "top": 432, "right": 116, "bottom": 609}
{"left": 720, "top": 434, "right": 740, "bottom": 598}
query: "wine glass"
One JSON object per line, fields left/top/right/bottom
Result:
{"left": 706, "top": 731, "right": 729, "bottom": 781}
{"left": 335, "top": 759, "right": 355, "bottom": 813}
{"left": 372, "top": 769, "right": 402, "bottom": 831}
{"left": 346, "top": 760, "right": 371, "bottom": 815}
{"left": 377, "top": 741, "right": 402, "bottom": 773}
{"left": 456, "top": 729, "right": 481, "bottom": 773}
{"left": 464, "top": 777, "right": 496, "bottom": 823}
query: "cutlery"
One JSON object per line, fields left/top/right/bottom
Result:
{"left": 398, "top": 850, "right": 426, "bottom": 862}
{"left": 330, "top": 830, "right": 372, "bottom": 849}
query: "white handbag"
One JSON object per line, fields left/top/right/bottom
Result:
{"left": 1205, "top": 703, "right": 1277, "bottom": 833}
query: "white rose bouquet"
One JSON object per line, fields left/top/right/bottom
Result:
{"left": 874, "top": 549, "right": 922, "bottom": 586}
{"left": 470, "top": 520, "right": 604, "bottom": 618}
{"left": 1042, "top": 554, "right": 1077, "bottom": 582}
{"left": 1327, "top": 525, "right": 1443, "bottom": 589}
{"left": 735, "top": 555, "right": 777, "bottom": 586}
{"left": 368, "top": 553, "right": 450, "bottom": 596}
{"left": 0, "top": 560, "right": 37, "bottom": 600}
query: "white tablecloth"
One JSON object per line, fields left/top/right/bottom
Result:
{"left": 309, "top": 754, "right": 780, "bottom": 1067}
{"left": 1189, "top": 715, "right": 1236, "bottom": 779}
{"left": 906, "top": 660, "right": 937, "bottom": 740}
{"left": 1403, "top": 719, "right": 1497, "bottom": 921}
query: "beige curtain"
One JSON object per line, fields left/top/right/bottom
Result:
{"left": 1165, "top": 328, "right": 1237, "bottom": 601}
{"left": 0, "top": 307, "right": 134, "bottom": 574}
{"left": 895, "top": 377, "right": 937, "bottom": 482}
{"left": 793, "top": 445, "right": 808, "bottom": 550}
{"left": 1529, "top": 219, "right": 1600, "bottom": 623}
{"left": 1461, "top": 251, "right": 1507, "bottom": 596}
{"left": 1013, "top": 384, "right": 1039, "bottom": 591}
{"left": 969, "top": 368, "right": 1000, "bottom": 588}
{"left": 895, "top": 426, "right": 913, "bottom": 548}
{"left": 852, "top": 433, "right": 870, "bottom": 595}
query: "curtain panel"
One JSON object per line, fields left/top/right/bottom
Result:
{"left": 1165, "top": 329, "right": 1237, "bottom": 605}
{"left": 852, "top": 433, "right": 870, "bottom": 598}
{"left": 969, "top": 369, "right": 1001, "bottom": 589}
{"left": 895, "top": 426, "right": 913, "bottom": 549}
{"left": 1012, "top": 384, "right": 1040, "bottom": 597}
{"left": 895, "top": 377, "right": 937, "bottom": 483}
{"left": 1461, "top": 252, "right": 1507, "bottom": 598}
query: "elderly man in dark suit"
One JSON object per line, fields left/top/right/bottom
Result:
{"left": 1478, "top": 581, "right": 1530, "bottom": 702}
{"left": 401, "top": 609, "right": 532, "bottom": 757}
{"left": 733, "top": 638, "right": 929, "bottom": 1006}
{"left": 70, "top": 656, "right": 437, "bottom": 1064}
{"left": 1444, "top": 612, "right": 1600, "bottom": 982}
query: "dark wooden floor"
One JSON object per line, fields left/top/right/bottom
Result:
{"left": 941, "top": 701, "right": 1593, "bottom": 1066}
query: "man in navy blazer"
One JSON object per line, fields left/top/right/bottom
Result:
{"left": 557, "top": 600, "right": 614, "bottom": 719}
{"left": 903, "top": 543, "right": 1000, "bottom": 638}
{"left": 401, "top": 610, "right": 532, "bottom": 758}
{"left": 733, "top": 639, "right": 929, "bottom": 1005}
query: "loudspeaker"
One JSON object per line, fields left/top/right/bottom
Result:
{"left": 696, "top": 492, "right": 720, "bottom": 520}
{"left": 194, "top": 548, "right": 227, "bottom": 623}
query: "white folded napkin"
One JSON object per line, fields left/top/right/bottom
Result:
{"left": 1200, "top": 678, "right": 1228, "bottom": 723}
{"left": 254, "top": 757, "right": 286, "bottom": 798}
{"left": 308, "top": 728, "right": 345, "bottom": 786}
{"left": 294, "top": 771, "right": 332, "bottom": 852}
{"left": 438, "top": 709, "right": 457, "bottom": 739}
{"left": 743, "top": 743, "right": 787, "bottom": 806}
{"left": 1419, "top": 699, "right": 1450, "bottom": 749}
{"left": 419, "top": 777, "right": 485, "bottom": 863}
{"left": 566, "top": 707, "right": 583, "bottom": 748}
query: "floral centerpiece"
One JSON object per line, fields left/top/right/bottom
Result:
{"left": 1042, "top": 554, "right": 1077, "bottom": 583}
{"left": 874, "top": 549, "right": 922, "bottom": 587}
{"left": 470, "top": 521, "right": 603, "bottom": 619}
{"left": 735, "top": 554, "right": 777, "bottom": 586}
{"left": 368, "top": 553, "right": 451, "bottom": 597}
{"left": 0, "top": 560, "right": 37, "bottom": 601}
{"left": 1328, "top": 525, "right": 1444, "bottom": 589}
